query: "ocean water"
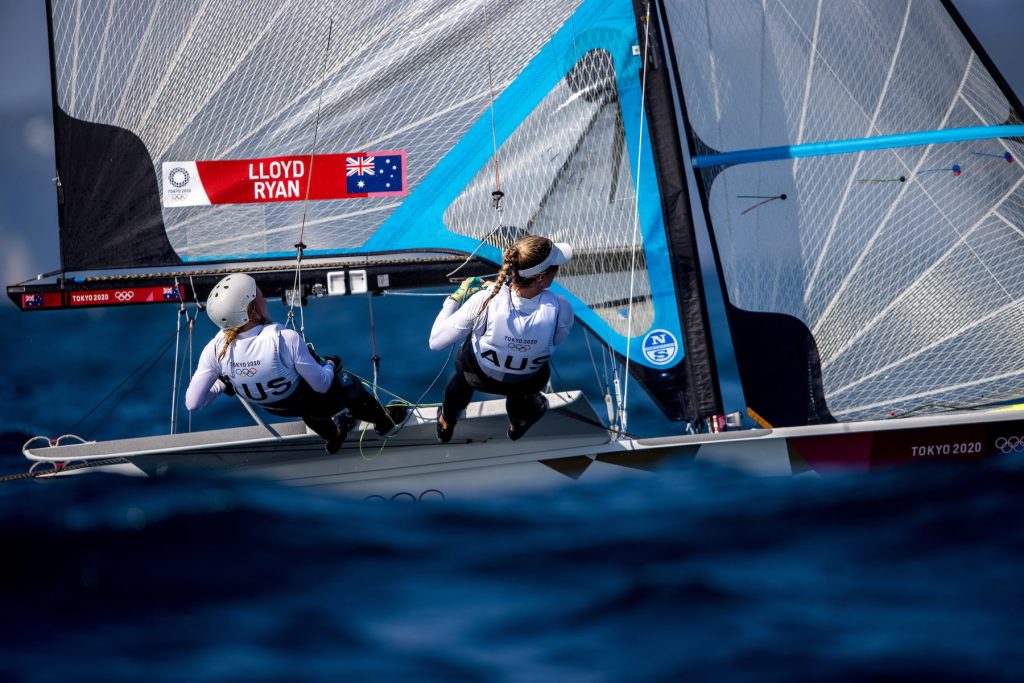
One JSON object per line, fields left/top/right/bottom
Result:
{"left": 2, "top": 300, "right": 1023, "bottom": 681}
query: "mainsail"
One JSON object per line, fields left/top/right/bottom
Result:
{"left": 661, "top": 0, "right": 1024, "bottom": 426}
{"left": 9, "top": 0, "right": 721, "bottom": 423}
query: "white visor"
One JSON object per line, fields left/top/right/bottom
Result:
{"left": 517, "top": 242, "right": 573, "bottom": 278}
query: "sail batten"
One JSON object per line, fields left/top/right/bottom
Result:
{"left": 692, "top": 125, "right": 1024, "bottom": 168}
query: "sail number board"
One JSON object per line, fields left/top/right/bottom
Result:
{"left": 161, "top": 151, "right": 407, "bottom": 207}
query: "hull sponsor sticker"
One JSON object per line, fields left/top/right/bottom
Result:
{"left": 68, "top": 286, "right": 183, "bottom": 307}
{"left": 641, "top": 329, "right": 678, "bottom": 365}
{"left": 162, "top": 151, "right": 407, "bottom": 207}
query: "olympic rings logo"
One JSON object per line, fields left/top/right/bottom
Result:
{"left": 168, "top": 166, "right": 190, "bottom": 188}
{"left": 994, "top": 436, "right": 1024, "bottom": 453}
{"left": 233, "top": 367, "right": 258, "bottom": 377}
{"left": 364, "top": 489, "right": 446, "bottom": 503}
{"left": 507, "top": 342, "right": 532, "bottom": 352}
{"left": 114, "top": 291, "right": 135, "bottom": 301}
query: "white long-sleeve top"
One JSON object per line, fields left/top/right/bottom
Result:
{"left": 185, "top": 324, "right": 335, "bottom": 411}
{"left": 429, "top": 287, "right": 574, "bottom": 380}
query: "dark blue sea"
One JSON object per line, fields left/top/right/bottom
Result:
{"left": 2, "top": 300, "right": 1023, "bottom": 682}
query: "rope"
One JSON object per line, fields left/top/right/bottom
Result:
{"left": 0, "top": 457, "right": 130, "bottom": 484}
{"left": 382, "top": 291, "right": 450, "bottom": 297}
{"left": 345, "top": 343, "right": 457, "bottom": 460}
{"left": 482, "top": 0, "right": 501, "bottom": 194}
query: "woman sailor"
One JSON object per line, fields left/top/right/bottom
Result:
{"left": 185, "top": 273, "right": 407, "bottom": 453}
{"left": 429, "top": 236, "right": 574, "bottom": 442}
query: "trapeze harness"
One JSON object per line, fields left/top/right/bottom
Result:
{"left": 219, "top": 324, "right": 303, "bottom": 404}
{"left": 215, "top": 322, "right": 368, "bottom": 416}
{"left": 465, "top": 288, "right": 561, "bottom": 386}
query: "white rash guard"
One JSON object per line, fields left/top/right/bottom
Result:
{"left": 185, "top": 324, "right": 335, "bottom": 410}
{"left": 429, "top": 287, "right": 574, "bottom": 381}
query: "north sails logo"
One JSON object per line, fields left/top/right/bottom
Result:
{"left": 642, "top": 329, "right": 678, "bottom": 365}
{"left": 168, "top": 167, "right": 191, "bottom": 188}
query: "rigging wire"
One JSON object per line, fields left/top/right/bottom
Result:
{"left": 170, "top": 277, "right": 184, "bottom": 434}
{"left": 172, "top": 304, "right": 200, "bottom": 435}
{"left": 548, "top": 361, "right": 637, "bottom": 438}
{"left": 583, "top": 327, "right": 606, "bottom": 395}
{"left": 70, "top": 328, "right": 185, "bottom": 439}
{"left": 288, "top": 18, "right": 335, "bottom": 339}
{"left": 445, "top": 224, "right": 505, "bottom": 278}
{"left": 620, "top": 0, "right": 654, "bottom": 437}
{"left": 186, "top": 275, "right": 202, "bottom": 433}
{"left": 584, "top": 327, "right": 617, "bottom": 428}
{"left": 446, "top": 0, "right": 506, "bottom": 281}
{"left": 367, "top": 293, "right": 381, "bottom": 399}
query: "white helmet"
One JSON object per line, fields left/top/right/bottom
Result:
{"left": 206, "top": 273, "right": 258, "bottom": 330}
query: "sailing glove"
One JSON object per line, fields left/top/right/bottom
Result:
{"left": 323, "top": 354, "right": 342, "bottom": 372}
{"left": 450, "top": 277, "right": 491, "bottom": 304}
{"left": 218, "top": 376, "right": 236, "bottom": 396}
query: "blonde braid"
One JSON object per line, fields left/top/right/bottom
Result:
{"left": 218, "top": 328, "right": 240, "bottom": 361}
{"left": 217, "top": 301, "right": 257, "bottom": 360}
{"left": 476, "top": 243, "right": 521, "bottom": 317}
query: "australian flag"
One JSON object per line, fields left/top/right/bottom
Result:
{"left": 23, "top": 294, "right": 44, "bottom": 308}
{"left": 345, "top": 153, "right": 405, "bottom": 196}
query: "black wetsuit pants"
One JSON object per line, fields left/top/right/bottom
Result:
{"left": 264, "top": 370, "right": 390, "bottom": 441}
{"left": 441, "top": 341, "right": 549, "bottom": 425}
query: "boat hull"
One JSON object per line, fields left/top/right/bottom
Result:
{"left": 22, "top": 394, "right": 1024, "bottom": 498}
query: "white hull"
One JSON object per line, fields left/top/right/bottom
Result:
{"left": 23, "top": 392, "right": 1024, "bottom": 499}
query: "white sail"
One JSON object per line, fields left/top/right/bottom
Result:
{"left": 665, "top": 0, "right": 1024, "bottom": 424}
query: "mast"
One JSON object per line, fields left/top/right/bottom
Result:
{"left": 628, "top": 0, "right": 722, "bottom": 420}
{"left": 44, "top": 0, "right": 65, "bottom": 281}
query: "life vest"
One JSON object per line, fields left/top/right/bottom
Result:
{"left": 472, "top": 288, "right": 559, "bottom": 379}
{"left": 218, "top": 324, "right": 300, "bottom": 404}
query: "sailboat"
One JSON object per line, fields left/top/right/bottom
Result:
{"left": 9, "top": 0, "right": 1024, "bottom": 497}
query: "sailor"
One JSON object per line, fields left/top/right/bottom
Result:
{"left": 185, "top": 273, "right": 408, "bottom": 453}
{"left": 429, "top": 235, "right": 574, "bottom": 442}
